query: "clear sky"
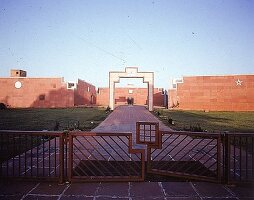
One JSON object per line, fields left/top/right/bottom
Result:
{"left": 0, "top": 0, "right": 253, "bottom": 89}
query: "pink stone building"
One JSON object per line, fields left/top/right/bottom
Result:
{"left": 169, "top": 75, "right": 254, "bottom": 111}
{"left": 96, "top": 87, "right": 165, "bottom": 107}
{"left": 0, "top": 70, "right": 96, "bottom": 108}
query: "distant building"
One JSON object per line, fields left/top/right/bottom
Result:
{"left": 0, "top": 69, "right": 167, "bottom": 109}
{"left": 5, "top": 69, "right": 253, "bottom": 111}
{"left": 169, "top": 75, "right": 254, "bottom": 111}
{"left": 97, "top": 87, "right": 166, "bottom": 107}
{"left": 0, "top": 69, "right": 96, "bottom": 108}
{"left": 10, "top": 69, "right": 27, "bottom": 77}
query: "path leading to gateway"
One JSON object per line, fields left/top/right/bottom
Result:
{"left": 92, "top": 105, "right": 172, "bottom": 133}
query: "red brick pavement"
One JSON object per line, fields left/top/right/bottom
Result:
{"left": 92, "top": 105, "right": 172, "bottom": 133}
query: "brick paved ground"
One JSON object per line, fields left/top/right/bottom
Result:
{"left": 1, "top": 105, "right": 253, "bottom": 199}
{"left": 92, "top": 105, "right": 172, "bottom": 133}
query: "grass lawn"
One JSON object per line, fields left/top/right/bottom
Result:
{"left": 0, "top": 107, "right": 109, "bottom": 162}
{"left": 0, "top": 107, "right": 109, "bottom": 131}
{"left": 155, "top": 109, "right": 254, "bottom": 133}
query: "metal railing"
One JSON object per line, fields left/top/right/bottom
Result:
{"left": 1, "top": 125, "right": 253, "bottom": 184}
{"left": 150, "top": 131, "right": 221, "bottom": 182}
{"left": 223, "top": 133, "right": 254, "bottom": 184}
{"left": 0, "top": 130, "right": 145, "bottom": 183}
{"left": 0, "top": 130, "right": 65, "bottom": 183}
{"left": 136, "top": 122, "right": 254, "bottom": 184}
{"left": 68, "top": 131, "right": 145, "bottom": 182}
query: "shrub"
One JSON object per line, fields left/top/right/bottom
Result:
{"left": 167, "top": 117, "right": 173, "bottom": 124}
{"left": 0, "top": 103, "right": 7, "bottom": 110}
{"left": 53, "top": 121, "right": 60, "bottom": 131}
{"left": 105, "top": 106, "right": 111, "bottom": 113}
{"left": 184, "top": 124, "right": 204, "bottom": 132}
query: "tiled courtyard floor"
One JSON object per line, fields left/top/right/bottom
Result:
{"left": 0, "top": 180, "right": 253, "bottom": 199}
{"left": 1, "top": 105, "right": 253, "bottom": 199}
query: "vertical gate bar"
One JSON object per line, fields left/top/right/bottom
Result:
{"left": 217, "top": 135, "right": 221, "bottom": 182}
{"left": 36, "top": 136, "right": 39, "bottom": 177}
{"left": 150, "top": 124, "right": 151, "bottom": 142}
{"left": 43, "top": 136, "right": 45, "bottom": 177}
{"left": 68, "top": 134, "right": 73, "bottom": 182}
{"left": 12, "top": 134, "right": 15, "bottom": 176}
{"left": 252, "top": 137, "right": 254, "bottom": 179}
{"left": 136, "top": 122, "right": 140, "bottom": 144}
{"left": 222, "top": 135, "right": 225, "bottom": 179}
{"left": 30, "top": 134, "right": 33, "bottom": 176}
{"left": 224, "top": 133, "right": 230, "bottom": 184}
{"left": 54, "top": 137, "right": 57, "bottom": 177}
{"left": 239, "top": 137, "right": 242, "bottom": 181}
{"left": 0, "top": 134, "right": 2, "bottom": 176}
{"left": 59, "top": 133, "right": 65, "bottom": 184}
{"left": 18, "top": 134, "right": 21, "bottom": 176}
{"left": 246, "top": 137, "right": 248, "bottom": 179}
{"left": 24, "top": 134, "right": 27, "bottom": 176}
{"left": 144, "top": 125, "right": 146, "bottom": 142}
{"left": 65, "top": 137, "right": 68, "bottom": 177}
{"left": 0, "top": 134, "right": 1, "bottom": 152}
{"left": 7, "top": 133, "right": 9, "bottom": 176}
{"left": 233, "top": 136, "right": 236, "bottom": 179}
{"left": 142, "top": 148, "right": 145, "bottom": 180}
{"left": 156, "top": 123, "right": 160, "bottom": 148}
{"left": 147, "top": 147, "right": 152, "bottom": 172}
{"left": 49, "top": 137, "right": 51, "bottom": 177}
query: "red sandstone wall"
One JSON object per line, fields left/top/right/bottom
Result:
{"left": 96, "top": 87, "right": 164, "bottom": 107}
{"left": 0, "top": 78, "right": 74, "bottom": 108}
{"left": 96, "top": 88, "right": 109, "bottom": 106}
{"left": 74, "top": 79, "right": 96, "bottom": 106}
{"left": 170, "top": 75, "right": 254, "bottom": 111}
{"left": 153, "top": 88, "right": 165, "bottom": 107}
{"left": 168, "top": 89, "right": 177, "bottom": 108}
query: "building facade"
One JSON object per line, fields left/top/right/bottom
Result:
{"left": 97, "top": 87, "right": 165, "bottom": 107}
{"left": 0, "top": 70, "right": 96, "bottom": 108}
{"left": 169, "top": 75, "right": 254, "bottom": 111}
{"left": 2, "top": 69, "right": 254, "bottom": 111}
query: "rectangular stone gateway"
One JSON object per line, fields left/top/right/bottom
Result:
{"left": 109, "top": 67, "right": 154, "bottom": 111}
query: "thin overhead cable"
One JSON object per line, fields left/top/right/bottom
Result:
{"left": 77, "top": 35, "right": 126, "bottom": 63}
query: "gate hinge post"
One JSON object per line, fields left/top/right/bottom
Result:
{"left": 222, "top": 132, "right": 230, "bottom": 184}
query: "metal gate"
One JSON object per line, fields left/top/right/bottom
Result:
{"left": 1, "top": 126, "right": 253, "bottom": 184}
{"left": 68, "top": 131, "right": 145, "bottom": 182}
{"left": 136, "top": 122, "right": 254, "bottom": 184}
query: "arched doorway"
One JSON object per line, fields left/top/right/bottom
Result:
{"left": 109, "top": 67, "right": 154, "bottom": 111}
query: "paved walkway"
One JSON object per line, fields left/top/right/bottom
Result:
{"left": 1, "top": 180, "right": 253, "bottom": 200}
{"left": 1, "top": 105, "right": 253, "bottom": 199}
{"left": 92, "top": 105, "right": 172, "bottom": 133}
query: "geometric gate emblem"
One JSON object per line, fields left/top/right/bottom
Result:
{"left": 136, "top": 121, "right": 160, "bottom": 148}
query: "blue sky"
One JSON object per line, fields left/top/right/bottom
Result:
{"left": 0, "top": 0, "right": 253, "bottom": 89}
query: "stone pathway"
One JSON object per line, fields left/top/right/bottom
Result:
{"left": 1, "top": 105, "right": 253, "bottom": 199}
{"left": 1, "top": 180, "right": 253, "bottom": 200}
{"left": 93, "top": 105, "right": 172, "bottom": 133}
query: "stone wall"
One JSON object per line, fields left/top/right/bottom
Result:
{"left": 97, "top": 87, "right": 165, "bottom": 107}
{"left": 0, "top": 77, "right": 74, "bottom": 108}
{"left": 74, "top": 79, "right": 97, "bottom": 106}
{"left": 0, "top": 77, "right": 97, "bottom": 108}
{"left": 169, "top": 75, "right": 254, "bottom": 111}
